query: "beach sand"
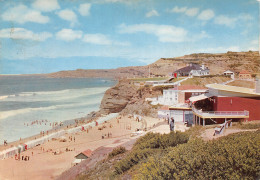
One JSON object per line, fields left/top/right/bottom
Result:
{"left": 0, "top": 115, "right": 185, "bottom": 180}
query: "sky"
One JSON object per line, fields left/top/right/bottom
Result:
{"left": 0, "top": 0, "right": 259, "bottom": 74}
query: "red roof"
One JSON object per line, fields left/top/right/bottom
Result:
{"left": 82, "top": 149, "right": 92, "bottom": 157}
{"left": 239, "top": 70, "right": 251, "bottom": 74}
{"left": 172, "top": 85, "right": 207, "bottom": 90}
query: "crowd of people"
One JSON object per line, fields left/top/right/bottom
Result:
{"left": 24, "top": 120, "right": 63, "bottom": 128}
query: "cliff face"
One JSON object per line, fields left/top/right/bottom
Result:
{"left": 99, "top": 80, "right": 138, "bottom": 114}
{"left": 99, "top": 80, "right": 162, "bottom": 117}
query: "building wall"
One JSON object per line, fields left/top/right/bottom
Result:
{"left": 178, "top": 92, "right": 185, "bottom": 104}
{"left": 170, "top": 109, "right": 193, "bottom": 122}
{"left": 212, "top": 96, "right": 260, "bottom": 121}
{"left": 163, "top": 89, "right": 178, "bottom": 105}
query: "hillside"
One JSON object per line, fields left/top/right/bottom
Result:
{"left": 46, "top": 66, "right": 149, "bottom": 79}
{"left": 151, "top": 51, "right": 260, "bottom": 76}
{"left": 74, "top": 127, "right": 260, "bottom": 180}
{"left": 45, "top": 51, "right": 259, "bottom": 79}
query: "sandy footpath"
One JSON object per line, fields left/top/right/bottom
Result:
{"left": 0, "top": 115, "right": 173, "bottom": 180}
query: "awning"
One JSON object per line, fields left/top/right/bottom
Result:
{"left": 189, "top": 93, "right": 212, "bottom": 103}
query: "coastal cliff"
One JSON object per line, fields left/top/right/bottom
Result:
{"left": 99, "top": 80, "right": 162, "bottom": 117}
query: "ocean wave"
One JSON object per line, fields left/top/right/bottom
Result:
{"left": 0, "top": 95, "right": 8, "bottom": 100}
{"left": 0, "top": 98, "right": 102, "bottom": 120}
{"left": 0, "top": 87, "right": 110, "bottom": 102}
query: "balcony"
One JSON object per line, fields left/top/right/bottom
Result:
{"left": 192, "top": 107, "right": 249, "bottom": 119}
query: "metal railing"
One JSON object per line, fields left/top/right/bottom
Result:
{"left": 192, "top": 107, "right": 249, "bottom": 117}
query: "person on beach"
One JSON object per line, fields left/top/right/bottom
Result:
{"left": 170, "top": 117, "right": 175, "bottom": 131}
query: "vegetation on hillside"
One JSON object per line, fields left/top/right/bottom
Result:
{"left": 76, "top": 128, "right": 260, "bottom": 180}
{"left": 128, "top": 77, "right": 168, "bottom": 82}
{"left": 136, "top": 131, "right": 260, "bottom": 180}
{"left": 181, "top": 75, "right": 231, "bottom": 87}
{"left": 108, "top": 146, "right": 127, "bottom": 159}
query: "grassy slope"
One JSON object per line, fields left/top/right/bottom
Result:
{"left": 180, "top": 75, "right": 231, "bottom": 87}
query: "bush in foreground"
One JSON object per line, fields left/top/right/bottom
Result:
{"left": 108, "top": 146, "right": 127, "bottom": 159}
{"left": 113, "top": 131, "right": 189, "bottom": 175}
{"left": 136, "top": 131, "right": 260, "bottom": 180}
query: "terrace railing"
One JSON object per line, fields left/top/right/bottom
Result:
{"left": 192, "top": 107, "right": 249, "bottom": 118}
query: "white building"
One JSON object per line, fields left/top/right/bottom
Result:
{"left": 174, "top": 63, "right": 210, "bottom": 77}
{"left": 147, "top": 85, "right": 208, "bottom": 106}
{"left": 223, "top": 70, "right": 235, "bottom": 79}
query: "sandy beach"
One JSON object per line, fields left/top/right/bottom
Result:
{"left": 0, "top": 115, "right": 184, "bottom": 180}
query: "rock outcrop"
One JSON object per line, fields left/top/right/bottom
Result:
{"left": 99, "top": 80, "right": 163, "bottom": 117}
{"left": 99, "top": 80, "right": 138, "bottom": 114}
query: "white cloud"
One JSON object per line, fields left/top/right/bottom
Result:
{"left": 168, "top": 6, "right": 199, "bottom": 17}
{"left": 32, "top": 0, "right": 60, "bottom": 12}
{"left": 146, "top": 10, "right": 159, "bottom": 18}
{"left": 79, "top": 3, "right": 91, "bottom": 16}
{"left": 170, "top": 6, "right": 187, "bottom": 13}
{"left": 1, "top": 4, "right": 49, "bottom": 24}
{"left": 185, "top": 8, "right": 199, "bottom": 17}
{"left": 118, "top": 23, "right": 188, "bottom": 43}
{"left": 56, "top": 9, "right": 78, "bottom": 26}
{"left": 198, "top": 9, "right": 215, "bottom": 20}
{"left": 214, "top": 15, "right": 237, "bottom": 27}
{"left": 82, "top": 34, "right": 112, "bottom": 45}
{"left": 56, "top": 29, "right": 82, "bottom": 41}
{"left": 0, "top": 28, "right": 52, "bottom": 41}
{"left": 191, "top": 31, "right": 211, "bottom": 41}
{"left": 214, "top": 13, "right": 253, "bottom": 28}
{"left": 239, "top": 13, "right": 253, "bottom": 21}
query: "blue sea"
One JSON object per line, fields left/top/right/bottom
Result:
{"left": 0, "top": 76, "right": 116, "bottom": 143}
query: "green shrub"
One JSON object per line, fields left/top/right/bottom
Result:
{"left": 108, "top": 146, "right": 127, "bottom": 159}
{"left": 114, "top": 148, "right": 156, "bottom": 175}
{"left": 113, "top": 131, "right": 190, "bottom": 175}
{"left": 133, "top": 131, "right": 189, "bottom": 150}
{"left": 136, "top": 131, "right": 260, "bottom": 180}
{"left": 239, "top": 123, "right": 260, "bottom": 130}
